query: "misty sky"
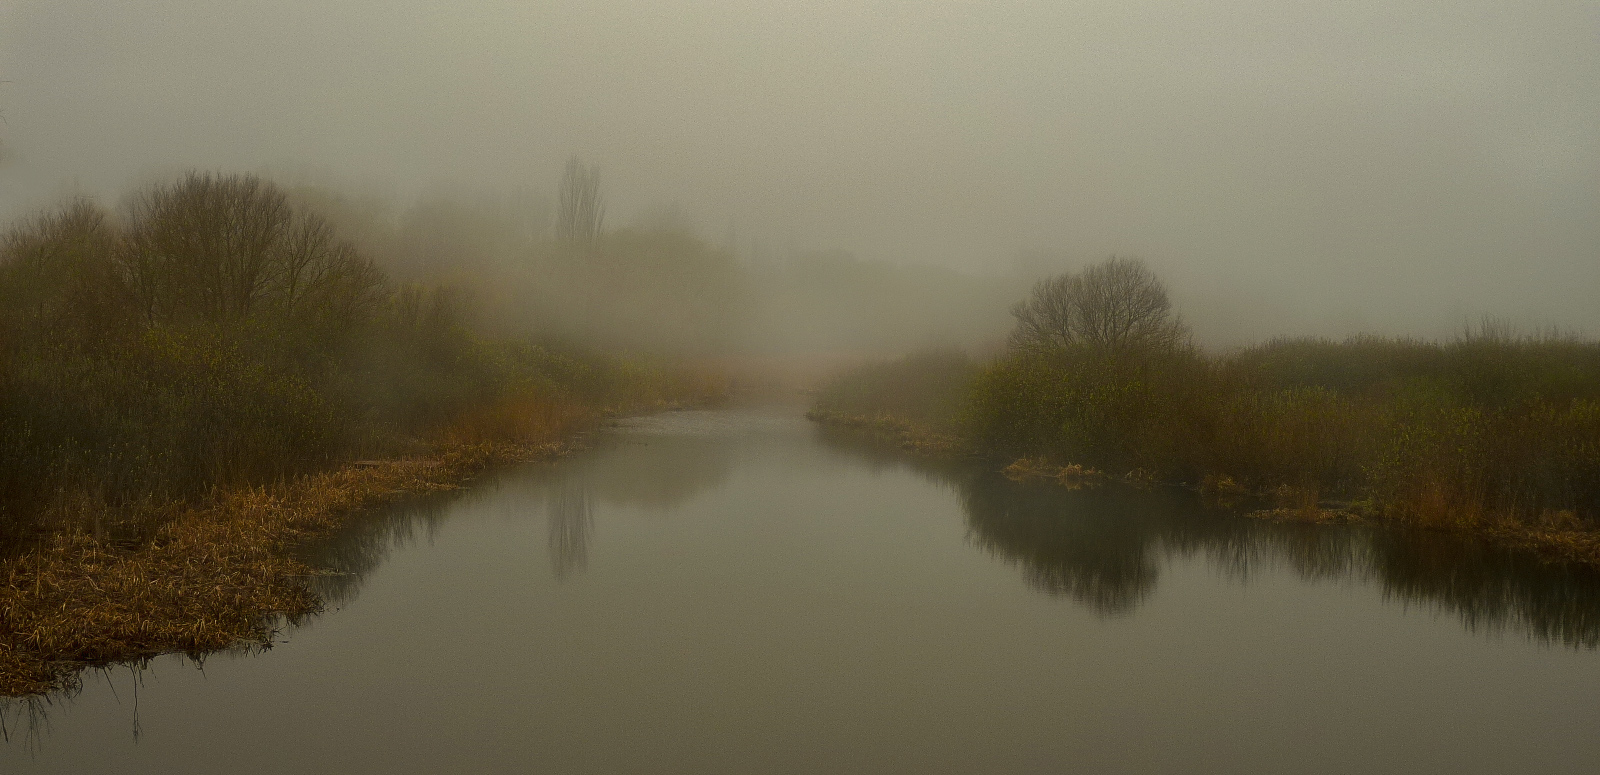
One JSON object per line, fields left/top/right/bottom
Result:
{"left": 2, "top": 0, "right": 1596, "bottom": 339}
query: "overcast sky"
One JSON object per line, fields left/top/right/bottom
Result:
{"left": 2, "top": 0, "right": 1596, "bottom": 338}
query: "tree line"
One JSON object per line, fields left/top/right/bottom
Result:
{"left": 815, "top": 257, "right": 1600, "bottom": 532}
{"left": 0, "top": 171, "right": 698, "bottom": 543}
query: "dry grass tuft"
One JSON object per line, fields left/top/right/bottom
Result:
{"left": 1000, "top": 458, "right": 1107, "bottom": 489}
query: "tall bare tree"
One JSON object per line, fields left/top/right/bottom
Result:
{"left": 1010, "top": 256, "right": 1187, "bottom": 354}
{"left": 556, "top": 155, "right": 605, "bottom": 247}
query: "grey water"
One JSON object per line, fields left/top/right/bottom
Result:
{"left": 6, "top": 407, "right": 1600, "bottom": 774}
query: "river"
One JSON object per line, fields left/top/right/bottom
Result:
{"left": 5, "top": 406, "right": 1600, "bottom": 773}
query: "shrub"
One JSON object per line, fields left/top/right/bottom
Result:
{"left": 818, "top": 261, "right": 1600, "bottom": 529}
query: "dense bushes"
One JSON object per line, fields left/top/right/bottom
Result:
{"left": 0, "top": 174, "right": 705, "bottom": 542}
{"left": 1209, "top": 334, "right": 1600, "bottom": 524}
{"left": 965, "top": 348, "right": 1213, "bottom": 478}
{"left": 816, "top": 259, "right": 1600, "bottom": 530}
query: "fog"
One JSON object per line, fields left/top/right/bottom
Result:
{"left": 2, "top": 0, "right": 1596, "bottom": 346}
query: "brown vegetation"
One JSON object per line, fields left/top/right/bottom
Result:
{"left": 812, "top": 258, "right": 1600, "bottom": 565}
{"left": 0, "top": 171, "right": 731, "bottom": 696}
{"left": 0, "top": 387, "right": 669, "bottom": 697}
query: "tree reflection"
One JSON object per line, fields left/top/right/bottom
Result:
{"left": 546, "top": 480, "right": 593, "bottom": 580}
{"left": 297, "top": 488, "right": 458, "bottom": 607}
{"left": 960, "top": 475, "right": 1167, "bottom": 614}
{"left": 817, "top": 426, "right": 1600, "bottom": 647}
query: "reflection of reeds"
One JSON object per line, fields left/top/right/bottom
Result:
{"left": 0, "top": 693, "right": 52, "bottom": 750}
{"left": 298, "top": 488, "right": 460, "bottom": 609}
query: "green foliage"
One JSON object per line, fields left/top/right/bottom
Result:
{"left": 1227, "top": 333, "right": 1600, "bottom": 405}
{"left": 1207, "top": 385, "right": 1369, "bottom": 493}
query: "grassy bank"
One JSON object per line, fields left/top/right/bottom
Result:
{"left": 811, "top": 261, "right": 1600, "bottom": 564}
{"left": 0, "top": 432, "right": 550, "bottom": 696}
{"left": 0, "top": 173, "right": 726, "bottom": 695}
{"left": 0, "top": 385, "right": 718, "bottom": 697}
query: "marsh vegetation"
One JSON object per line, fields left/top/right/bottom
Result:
{"left": 813, "top": 258, "right": 1600, "bottom": 557}
{"left": 0, "top": 168, "right": 729, "bottom": 693}
{"left": 1, "top": 169, "right": 1597, "bottom": 702}
{"left": 10, "top": 408, "right": 1600, "bottom": 772}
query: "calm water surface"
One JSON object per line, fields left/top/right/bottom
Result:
{"left": 6, "top": 407, "right": 1600, "bottom": 773}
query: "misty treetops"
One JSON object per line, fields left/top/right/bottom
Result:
{"left": 1, "top": 172, "right": 383, "bottom": 345}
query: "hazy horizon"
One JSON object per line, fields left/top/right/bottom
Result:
{"left": 2, "top": 0, "right": 1595, "bottom": 343}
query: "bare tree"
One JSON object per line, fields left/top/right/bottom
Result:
{"left": 0, "top": 198, "right": 117, "bottom": 333}
{"left": 276, "top": 210, "right": 385, "bottom": 329}
{"left": 1009, "top": 256, "right": 1187, "bottom": 354}
{"left": 119, "top": 172, "right": 382, "bottom": 328}
{"left": 555, "top": 155, "right": 605, "bottom": 247}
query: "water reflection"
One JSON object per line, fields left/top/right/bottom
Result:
{"left": 577, "top": 422, "right": 739, "bottom": 510}
{"left": 298, "top": 489, "right": 459, "bottom": 607}
{"left": 7, "top": 409, "right": 1600, "bottom": 771}
{"left": 546, "top": 481, "right": 593, "bottom": 579}
{"left": 961, "top": 476, "right": 1171, "bottom": 614}
{"left": 816, "top": 425, "right": 1600, "bottom": 647}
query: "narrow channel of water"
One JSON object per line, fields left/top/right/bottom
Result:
{"left": 6, "top": 407, "right": 1600, "bottom": 773}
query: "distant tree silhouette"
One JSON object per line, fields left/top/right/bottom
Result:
{"left": 556, "top": 155, "right": 605, "bottom": 247}
{"left": 1009, "top": 256, "right": 1187, "bottom": 354}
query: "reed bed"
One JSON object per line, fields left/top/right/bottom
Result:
{"left": 0, "top": 400, "right": 585, "bottom": 697}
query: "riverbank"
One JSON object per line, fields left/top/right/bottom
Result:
{"left": 0, "top": 391, "right": 730, "bottom": 697}
{"left": 0, "top": 173, "right": 742, "bottom": 696}
{"left": 802, "top": 409, "right": 964, "bottom": 456}
{"left": 1238, "top": 501, "right": 1600, "bottom": 566}
{"left": 0, "top": 440, "right": 547, "bottom": 697}
{"left": 807, "top": 408, "right": 1600, "bottom": 568}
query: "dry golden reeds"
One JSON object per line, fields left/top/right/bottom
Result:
{"left": 0, "top": 397, "right": 583, "bottom": 697}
